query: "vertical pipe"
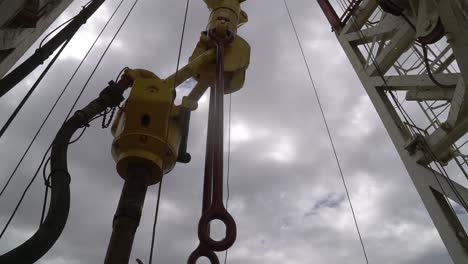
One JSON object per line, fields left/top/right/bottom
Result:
{"left": 104, "top": 164, "right": 150, "bottom": 264}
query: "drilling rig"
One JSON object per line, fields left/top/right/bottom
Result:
{"left": 1, "top": 0, "right": 468, "bottom": 263}
{"left": 318, "top": 0, "right": 468, "bottom": 263}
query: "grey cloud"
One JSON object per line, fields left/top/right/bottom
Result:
{"left": 0, "top": 0, "right": 457, "bottom": 263}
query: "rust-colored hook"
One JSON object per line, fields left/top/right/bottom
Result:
{"left": 187, "top": 243, "right": 220, "bottom": 264}
{"left": 195, "top": 28, "right": 237, "bottom": 252}
{"left": 198, "top": 203, "right": 237, "bottom": 251}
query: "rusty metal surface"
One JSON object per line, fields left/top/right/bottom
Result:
{"left": 188, "top": 27, "right": 237, "bottom": 263}
{"left": 187, "top": 83, "right": 219, "bottom": 264}
{"left": 197, "top": 28, "right": 237, "bottom": 253}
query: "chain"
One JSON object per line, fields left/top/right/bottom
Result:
{"left": 101, "top": 106, "right": 117, "bottom": 129}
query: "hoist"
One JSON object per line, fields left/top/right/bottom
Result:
{"left": 0, "top": 0, "right": 250, "bottom": 263}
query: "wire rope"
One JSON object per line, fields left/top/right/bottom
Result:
{"left": 356, "top": 7, "right": 468, "bottom": 211}
{"left": 348, "top": 11, "right": 464, "bottom": 214}
{"left": 223, "top": 91, "right": 233, "bottom": 264}
{"left": 342, "top": 4, "right": 468, "bottom": 214}
{"left": 421, "top": 44, "right": 457, "bottom": 89}
{"left": 148, "top": 180, "right": 163, "bottom": 264}
{"left": 0, "top": 0, "right": 126, "bottom": 201}
{"left": 39, "top": 0, "right": 138, "bottom": 225}
{"left": 148, "top": 0, "right": 191, "bottom": 263}
{"left": 64, "top": 0, "right": 138, "bottom": 118}
{"left": 39, "top": 109, "right": 109, "bottom": 225}
{"left": 0, "top": 38, "right": 72, "bottom": 138}
{"left": 38, "top": 0, "right": 94, "bottom": 48}
{"left": 0, "top": 0, "right": 135, "bottom": 239}
{"left": 283, "top": 1, "right": 370, "bottom": 263}
{"left": 0, "top": 39, "right": 68, "bottom": 193}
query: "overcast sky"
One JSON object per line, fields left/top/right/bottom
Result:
{"left": 0, "top": 0, "right": 465, "bottom": 263}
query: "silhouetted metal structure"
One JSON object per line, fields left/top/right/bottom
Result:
{"left": 319, "top": 1, "right": 468, "bottom": 263}
{"left": 0, "top": 0, "right": 73, "bottom": 78}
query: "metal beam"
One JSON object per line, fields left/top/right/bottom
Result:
{"left": 368, "top": 73, "right": 460, "bottom": 90}
{"left": 341, "top": 0, "right": 379, "bottom": 34}
{"left": 406, "top": 89, "right": 454, "bottom": 101}
{"left": 322, "top": 0, "right": 468, "bottom": 262}
{"left": 448, "top": 79, "right": 468, "bottom": 126}
{"left": 0, "top": 0, "right": 28, "bottom": 26}
{"left": 0, "top": 28, "right": 35, "bottom": 50}
{"left": 344, "top": 14, "right": 401, "bottom": 43}
{"left": 366, "top": 22, "right": 414, "bottom": 76}
{"left": 440, "top": 1, "right": 468, "bottom": 128}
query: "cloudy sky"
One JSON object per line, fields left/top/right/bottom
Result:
{"left": 0, "top": 0, "right": 466, "bottom": 263}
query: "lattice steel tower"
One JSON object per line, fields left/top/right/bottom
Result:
{"left": 318, "top": 0, "right": 468, "bottom": 263}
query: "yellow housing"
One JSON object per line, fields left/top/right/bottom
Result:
{"left": 190, "top": 34, "right": 250, "bottom": 94}
{"left": 111, "top": 69, "right": 182, "bottom": 185}
{"left": 204, "top": 0, "right": 248, "bottom": 34}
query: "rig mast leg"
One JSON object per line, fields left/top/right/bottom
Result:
{"left": 104, "top": 164, "right": 150, "bottom": 264}
{"left": 318, "top": 0, "right": 468, "bottom": 262}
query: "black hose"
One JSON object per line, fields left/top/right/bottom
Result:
{"left": 0, "top": 80, "right": 128, "bottom": 264}
{"left": 422, "top": 44, "right": 457, "bottom": 89}
{"left": 0, "top": 39, "right": 71, "bottom": 138}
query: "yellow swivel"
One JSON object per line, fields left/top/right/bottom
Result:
{"left": 204, "top": 0, "right": 248, "bottom": 35}
{"left": 111, "top": 69, "right": 183, "bottom": 185}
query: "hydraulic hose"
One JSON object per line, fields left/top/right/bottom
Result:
{"left": 0, "top": 78, "right": 130, "bottom": 264}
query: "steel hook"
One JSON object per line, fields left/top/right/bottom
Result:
{"left": 197, "top": 203, "right": 237, "bottom": 251}
{"left": 196, "top": 29, "right": 237, "bottom": 252}
{"left": 187, "top": 243, "right": 220, "bottom": 264}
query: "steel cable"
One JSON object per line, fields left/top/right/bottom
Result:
{"left": 283, "top": 1, "right": 370, "bottom": 263}
{"left": 148, "top": 0, "right": 191, "bottom": 263}
{"left": 345, "top": 5, "right": 468, "bottom": 213}
{"left": 350, "top": 4, "right": 466, "bottom": 215}
{"left": 0, "top": 0, "right": 126, "bottom": 201}
{"left": 38, "top": 0, "right": 94, "bottom": 48}
{"left": 0, "top": 37, "right": 72, "bottom": 138}
{"left": 0, "top": 0, "right": 134, "bottom": 239}
{"left": 223, "top": 91, "right": 233, "bottom": 264}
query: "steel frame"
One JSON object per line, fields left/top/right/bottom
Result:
{"left": 321, "top": 0, "right": 468, "bottom": 262}
{"left": 0, "top": 0, "right": 73, "bottom": 78}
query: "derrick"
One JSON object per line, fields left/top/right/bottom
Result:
{"left": 318, "top": 1, "right": 468, "bottom": 263}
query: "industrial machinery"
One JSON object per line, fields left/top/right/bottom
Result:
{"left": 1, "top": 0, "right": 468, "bottom": 263}
{"left": 0, "top": 0, "right": 250, "bottom": 263}
{"left": 318, "top": 0, "right": 468, "bottom": 263}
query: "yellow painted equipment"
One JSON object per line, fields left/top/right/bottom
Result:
{"left": 183, "top": 33, "right": 250, "bottom": 110}
{"left": 110, "top": 0, "right": 251, "bottom": 184}
{"left": 111, "top": 69, "right": 183, "bottom": 185}
{"left": 190, "top": 34, "right": 250, "bottom": 95}
{"left": 204, "top": 0, "right": 248, "bottom": 34}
